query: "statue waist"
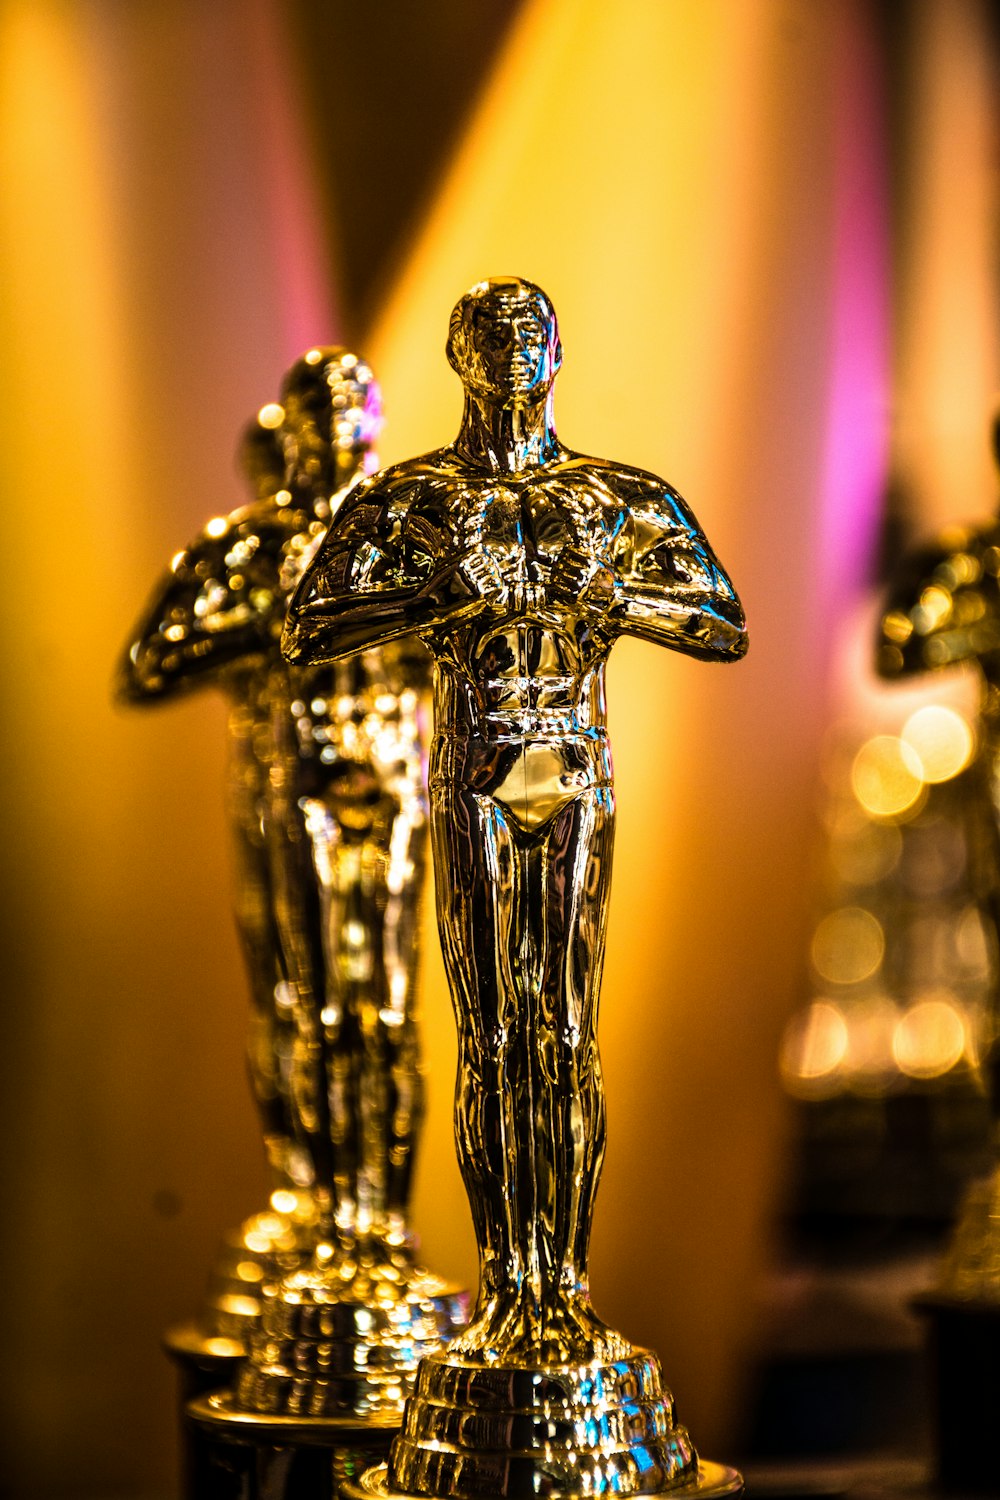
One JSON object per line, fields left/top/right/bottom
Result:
{"left": 430, "top": 733, "right": 613, "bottom": 825}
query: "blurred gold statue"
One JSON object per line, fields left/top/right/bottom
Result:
{"left": 285, "top": 280, "right": 746, "bottom": 1496}
{"left": 120, "top": 350, "right": 465, "bottom": 1417}
{"left": 878, "top": 414, "right": 1000, "bottom": 1300}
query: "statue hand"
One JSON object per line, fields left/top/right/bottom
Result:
{"left": 457, "top": 547, "right": 510, "bottom": 610}
{"left": 549, "top": 547, "right": 621, "bottom": 621}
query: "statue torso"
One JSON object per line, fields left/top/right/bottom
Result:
{"left": 344, "top": 453, "right": 639, "bottom": 744}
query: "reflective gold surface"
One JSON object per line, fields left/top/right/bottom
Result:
{"left": 285, "top": 280, "right": 746, "bottom": 1496}
{"left": 119, "top": 350, "right": 465, "bottom": 1413}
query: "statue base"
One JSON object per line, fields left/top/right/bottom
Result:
{"left": 346, "top": 1458, "right": 742, "bottom": 1500}
{"left": 341, "top": 1350, "right": 742, "bottom": 1500}
{"left": 185, "top": 1390, "right": 397, "bottom": 1500}
{"left": 164, "top": 1320, "right": 247, "bottom": 1399}
{"left": 235, "top": 1248, "right": 467, "bottom": 1419}
{"left": 165, "top": 1320, "right": 248, "bottom": 1499}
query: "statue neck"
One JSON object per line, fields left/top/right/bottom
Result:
{"left": 292, "top": 447, "right": 368, "bottom": 507}
{"left": 454, "top": 389, "right": 559, "bottom": 473}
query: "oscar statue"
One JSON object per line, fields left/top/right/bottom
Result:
{"left": 120, "top": 350, "right": 466, "bottom": 1495}
{"left": 283, "top": 279, "right": 747, "bottom": 1499}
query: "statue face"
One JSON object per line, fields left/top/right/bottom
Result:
{"left": 449, "top": 284, "right": 561, "bottom": 404}
{"left": 281, "top": 349, "right": 383, "bottom": 478}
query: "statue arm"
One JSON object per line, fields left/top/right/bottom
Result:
{"left": 282, "top": 481, "right": 484, "bottom": 665}
{"left": 117, "top": 524, "right": 276, "bottom": 702}
{"left": 282, "top": 550, "right": 483, "bottom": 665}
{"left": 610, "top": 486, "right": 747, "bottom": 661}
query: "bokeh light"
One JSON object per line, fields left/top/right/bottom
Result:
{"left": 780, "top": 1001, "right": 849, "bottom": 1096}
{"left": 845, "top": 994, "right": 899, "bottom": 1090}
{"left": 811, "top": 906, "right": 885, "bottom": 984}
{"left": 901, "top": 704, "right": 974, "bottom": 783}
{"left": 892, "top": 995, "right": 967, "bottom": 1079}
{"left": 827, "top": 805, "right": 903, "bottom": 886}
{"left": 851, "top": 734, "right": 926, "bottom": 818}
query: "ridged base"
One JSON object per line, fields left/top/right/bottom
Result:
{"left": 355, "top": 1350, "right": 738, "bottom": 1499}
{"left": 186, "top": 1391, "right": 397, "bottom": 1500}
{"left": 234, "top": 1252, "right": 468, "bottom": 1421}
{"left": 350, "top": 1456, "right": 741, "bottom": 1500}
{"left": 202, "top": 1194, "right": 317, "bottom": 1341}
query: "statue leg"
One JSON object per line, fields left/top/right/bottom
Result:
{"left": 269, "top": 807, "right": 341, "bottom": 1222}
{"left": 430, "top": 778, "right": 525, "bottom": 1348}
{"left": 372, "top": 771, "right": 428, "bottom": 1233}
{"left": 532, "top": 785, "right": 618, "bottom": 1355}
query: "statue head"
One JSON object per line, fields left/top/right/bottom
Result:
{"left": 237, "top": 403, "right": 287, "bottom": 500}
{"left": 447, "top": 277, "right": 562, "bottom": 406}
{"left": 279, "top": 347, "right": 383, "bottom": 491}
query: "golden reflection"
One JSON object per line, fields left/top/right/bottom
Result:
{"left": 892, "top": 996, "right": 967, "bottom": 1079}
{"left": 845, "top": 996, "right": 899, "bottom": 1093}
{"left": 286, "top": 279, "right": 745, "bottom": 1498}
{"left": 901, "top": 703, "right": 974, "bottom": 783}
{"left": 913, "top": 583, "right": 953, "bottom": 634}
{"left": 851, "top": 734, "right": 926, "bottom": 818}
{"left": 780, "top": 1001, "right": 848, "bottom": 1096}
{"left": 811, "top": 906, "right": 884, "bottom": 985}
{"left": 121, "top": 349, "right": 467, "bottom": 1417}
{"left": 258, "top": 401, "right": 285, "bottom": 430}
{"left": 956, "top": 904, "right": 992, "bottom": 978}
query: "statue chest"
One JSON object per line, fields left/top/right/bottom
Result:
{"left": 465, "top": 482, "right": 623, "bottom": 573}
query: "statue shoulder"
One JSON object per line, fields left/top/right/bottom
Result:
{"left": 328, "top": 451, "right": 458, "bottom": 531}
{"left": 167, "top": 494, "right": 302, "bottom": 584}
{"left": 119, "top": 495, "right": 298, "bottom": 700}
{"left": 579, "top": 459, "right": 700, "bottom": 532}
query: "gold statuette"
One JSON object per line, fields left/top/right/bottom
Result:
{"left": 283, "top": 281, "right": 747, "bottom": 1497}
{"left": 876, "top": 414, "right": 1000, "bottom": 1494}
{"left": 120, "top": 350, "right": 465, "bottom": 1429}
{"left": 876, "top": 417, "right": 1000, "bottom": 1303}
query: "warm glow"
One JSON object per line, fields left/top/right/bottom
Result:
{"left": 257, "top": 401, "right": 284, "bottom": 429}
{"left": 781, "top": 1001, "right": 849, "bottom": 1089}
{"left": 828, "top": 805, "right": 902, "bottom": 885}
{"left": 901, "top": 704, "right": 974, "bottom": 783}
{"left": 845, "top": 995, "right": 899, "bottom": 1086}
{"left": 811, "top": 905, "right": 885, "bottom": 984}
{"left": 893, "top": 0, "right": 1000, "bottom": 533}
{"left": 851, "top": 734, "right": 925, "bottom": 818}
{"left": 956, "top": 904, "right": 992, "bottom": 977}
{"left": 893, "top": 996, "right": 967, "bottom": 1078}
{"left": 245, "top": 1229, "right": 275, "bottom": 1255}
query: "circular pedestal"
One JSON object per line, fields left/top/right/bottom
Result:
{"left": 340, "top": 1349, "right": 741, "bottom": 1500}
{"left": 914, "top": 1292, "right": 1000, "bottom": 1495}
{"left": 164, "top": 1320, "right": 247, "bottom": 1401}
{"left": 345, "top": 1458, "right": 742, "bottom": 1500}
{"left": 185, "top": 1390, "right": 398, "bottom": 1500}
{"left": 237, "top": 1260, "right": 467, "bottom": 1420}
{"left": 165, "top": 1320, "right": 248, "bottom": 1499}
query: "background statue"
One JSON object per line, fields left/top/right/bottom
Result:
{"left": 285, "top": 279, "right": 747, "bottom": 1495}
{"left": 878, "top": 418, "right": 1000, "bottom": 1299}
{"left": 120, "top": 350, "right": 464, "bottom": 1418}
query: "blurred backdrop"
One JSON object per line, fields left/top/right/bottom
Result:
{"left": 1, "top": 1, "right": 999, "bottom": 1495}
